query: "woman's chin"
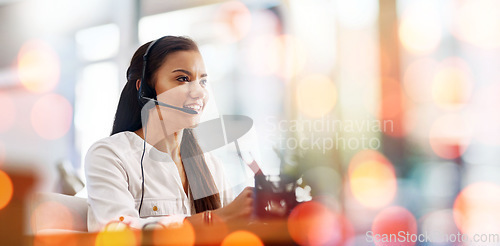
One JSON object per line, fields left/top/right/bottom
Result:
{"left": 183, "top": 115, "right": 202, "bottom": 129}
{"left": 186, "top": 123, "right": 199, "bottom": 129}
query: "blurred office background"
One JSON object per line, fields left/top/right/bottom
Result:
{"left": 1, "top": 0, "right": 500, "bottom": 244}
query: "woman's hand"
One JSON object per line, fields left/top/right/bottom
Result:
{"left": 213, "top": 186, "right": 253, "bottom": 223}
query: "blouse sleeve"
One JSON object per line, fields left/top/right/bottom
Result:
{"left": 85, "top": 142, "right": 186, "bottom": 232}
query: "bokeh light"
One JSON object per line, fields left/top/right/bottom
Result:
{"left": 17, "top": 40, "right": 60, "bottom": 93}
{"left": 0, "top": 92, "right": 16, "bottom": 133}
{"left": 431, "top": 58, "right": 474, "bottom": 111}
{"left": 296, "top": 74, "right": 337, "bottom": 118}
{"left": 420, "top": 209, "right": 459, "bottom": 243}
{"left": 288, "top": 201, "right": 347, "bottom": 246}
{"left": 152, "top": 220, "right": 195, "bottom": 246}
{"left": 399, "top": 2, "right": 442, "bottom": 54}
{"left": 30, "top": 201, "right": 75, "bottom": 232}
{"left": 372, "top": 206, "right": 417, "bottom": 246}
{"left": 429, "top": 113, "right": 473, "bottom": 159}
{"left": 95, "top": 222, "right": 137, "bottom": 246}
{"left": 216, "top": 1, "right": 252, "bottom": 43}
{"left": 349, "top": 149, "right": 391, "bottom": 171}
{"left": 454, "top": 182, "right": 500, "bottom": 236}
{"left": 453, "top": 0, "right": 500, "bottom": 49}
{"left": 31, "top": 93, "right": 73, "bottom": 140}
{"left": 403, "top": 58, "right": 438, "bottom": 103}
{"left": 221, "top": 230, "right": 263, "bottom": 246}
{"left": 349, "top": 150, "right": 397, "bottom": 209}
{"left": 0, "top": 170, "right": 14, "bottom": 210}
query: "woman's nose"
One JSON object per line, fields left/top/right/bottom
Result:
{"left": 188, "top": 80, "right": 206, "bottom": 99}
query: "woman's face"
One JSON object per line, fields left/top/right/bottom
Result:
{"left": 152, "top": 50, "right": 209, "bottom": 130}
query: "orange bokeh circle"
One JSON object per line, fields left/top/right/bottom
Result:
{"left": 288, "top": 201, "right": 346, "bottom": 246}
{"left": 17, "top": 40, "right": 60, "bottom": 93}
{"left": 454, "top": 182, "right": 500, "bottom": 235}
{"left": 30, "top": 93, "right": 73, "bottom": 140}
{"left": 152, "top": 220, "right": 195, "bottom": 246}
{"left": 95, "top": 222, "right": 137, "bottom": 246}
{"left": 221, "top": 230, "right": 263, "bottom": 246}
{"left": 372, "top": 206, "right": 417, "bottom": 246}
{"left": 0, "top": 170, "right": 14, "bottom": 210}
{"left": 348, "top": 150, "right": 397, "bottom": 209}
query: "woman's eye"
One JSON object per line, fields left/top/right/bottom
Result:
{"left": 200, "top": 79, "right": 208, "bottom": 87}
{"left": 177, "top": 76, "right": 189, "bottom": 82}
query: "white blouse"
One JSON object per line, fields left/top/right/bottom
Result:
{"left": 85, "top": 131, "right": 234, "bottom": 232}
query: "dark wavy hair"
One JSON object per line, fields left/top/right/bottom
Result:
{"left": 111, "top": 36, "right": 221, "bottom": 213}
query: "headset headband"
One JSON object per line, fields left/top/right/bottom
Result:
{"left": 138, "top": 36, "right": 167, "bottom": 105}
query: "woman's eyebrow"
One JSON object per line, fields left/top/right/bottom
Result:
{"left": 172, "top": 69, "right": 192, "bottom": 76}
{"left": 172, "top": 69, "right": 207, "bottom": 77}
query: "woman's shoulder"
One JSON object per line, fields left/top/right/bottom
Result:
{"left": 86, "top": 131, "right": 141, "bottom": 157}
{"left": 85, "top": 131, "right": 143, "bottom": 173}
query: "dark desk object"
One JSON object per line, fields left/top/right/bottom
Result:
{"left": 254, "top": 175, "right": 298, "bottom": 220}
{"left": 0, "top": 168, "right": 36, "bottom": 246}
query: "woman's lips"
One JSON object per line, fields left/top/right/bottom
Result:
{"left": 183, "top": 103, "right": 203, "bottom": 113}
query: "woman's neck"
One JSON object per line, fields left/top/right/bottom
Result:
{"left": 156, "top": 130, "right": 183, "bottom": 158}
{"left": 135, "top": 127, "right": 184, "bottom": 159}
{"left": 136, "top": 106, "right": 188, "bottom": 158}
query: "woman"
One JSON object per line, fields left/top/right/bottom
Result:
{"left": 85, "top": 36, "right": 253, "bottom": 232}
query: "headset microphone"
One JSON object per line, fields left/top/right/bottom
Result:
{"left": 141, "top": 96, "right": 198, "bottom": 114}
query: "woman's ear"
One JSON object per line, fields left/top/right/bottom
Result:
{"left": 136, "top": 79, "right": 141, "bottom": 91}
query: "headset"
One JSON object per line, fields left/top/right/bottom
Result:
{"left": 137, "top": 36, "right": 198, "bottom": 216}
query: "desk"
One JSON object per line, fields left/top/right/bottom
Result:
{"left": 28, "top": 219, "right": 296, "bottom": 246}
{"left": 1, "top": 169, "right": 296, "bottom": 245}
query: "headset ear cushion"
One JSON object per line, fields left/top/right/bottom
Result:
{"left": 137, "top": 81, "right": 158, "bottom": 108}
{"left": 145, "top": 83, "right": 157, "bottom": 100}
{"left": 137, "top": 87, "right": 147, "bottom": 107}
{"left": 147, "top": 86, "right": 158, "bottom": 102}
